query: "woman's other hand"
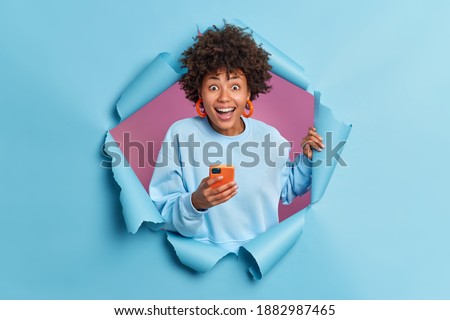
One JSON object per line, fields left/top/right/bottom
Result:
{"left": 301, "top": 127, "right": 324, "bottom": 160}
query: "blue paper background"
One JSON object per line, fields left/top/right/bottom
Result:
{"left": 1, "top": 0, "right": 449, "bottom": 299}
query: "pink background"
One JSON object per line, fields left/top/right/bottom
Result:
{"left": 110, "top": 73, "right": 313, "bottom": 221}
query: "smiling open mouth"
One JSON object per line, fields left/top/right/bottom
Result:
{"left": 215, "top": 107, "right": 236, "bottom": 120}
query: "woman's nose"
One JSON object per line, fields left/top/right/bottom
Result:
{"left": 218, "top": 88, "right": 231, "bottom": 102}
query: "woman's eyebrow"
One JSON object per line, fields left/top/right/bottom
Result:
{"left": 205, "top": 73, "right": 243, "bottom": 80}
{"left": 206, "top": 75, "right": 220, "bottom": 80}
{"left": 229, "top": 74, "right": 243, "bottom": 80}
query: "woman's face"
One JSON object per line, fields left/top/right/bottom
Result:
{"left": 200, "top": 68, "right": 250, "bottom": 136}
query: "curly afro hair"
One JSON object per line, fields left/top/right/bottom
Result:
{"left": 179, "top": 23, "right": 272, "bottom": 103}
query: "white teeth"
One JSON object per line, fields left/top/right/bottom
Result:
{"left": 217, "top": 108, "right": 234, "bottom": 113}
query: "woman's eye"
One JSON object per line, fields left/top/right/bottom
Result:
{"left": 231, "top": 85, "right": 240, "bottom": 90}
{"left": 209, "top": 85, "right": 219, "bottom": 91}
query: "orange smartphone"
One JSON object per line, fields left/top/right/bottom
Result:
{"left": 209, "top": 165, "right": 235, "bottom": 189}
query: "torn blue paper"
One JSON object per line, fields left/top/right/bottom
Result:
{"left": 239, "top": 208, "right": 307, "bottom": 280}
{"left": 311, "top": 92, "right": 353, "bottom": 203}
{"left": 167, "top": 232, "right": 233, "bottom": 273}
{"left": 116, "top": 52, "right": 186, "bottom": 121}
{"left": 104, "top": 132, "right": 164, "bottom": 233}
{"left": 231, "top": 19, "right": 310, "bottom": 90}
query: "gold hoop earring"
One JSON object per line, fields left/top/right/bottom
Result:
{"left": 243, "top": 100, "right": 254, "bottom": 118}
{"left": 195, "top": 99, "right": 207, "bottom": 118}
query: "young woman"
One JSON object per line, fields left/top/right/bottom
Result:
{"left": 150, "top": 24, "right": 323, "bottom": 253}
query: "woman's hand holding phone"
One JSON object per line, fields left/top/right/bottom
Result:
{"left": 191, "top": 166, "right": 237, "bottom": 211}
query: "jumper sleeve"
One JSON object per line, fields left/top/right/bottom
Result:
{"left": 280, "top": 153, "right": 312, "bottom": 204}
{"left": 149, "top": 142, "right": 205, "bottom": 238}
